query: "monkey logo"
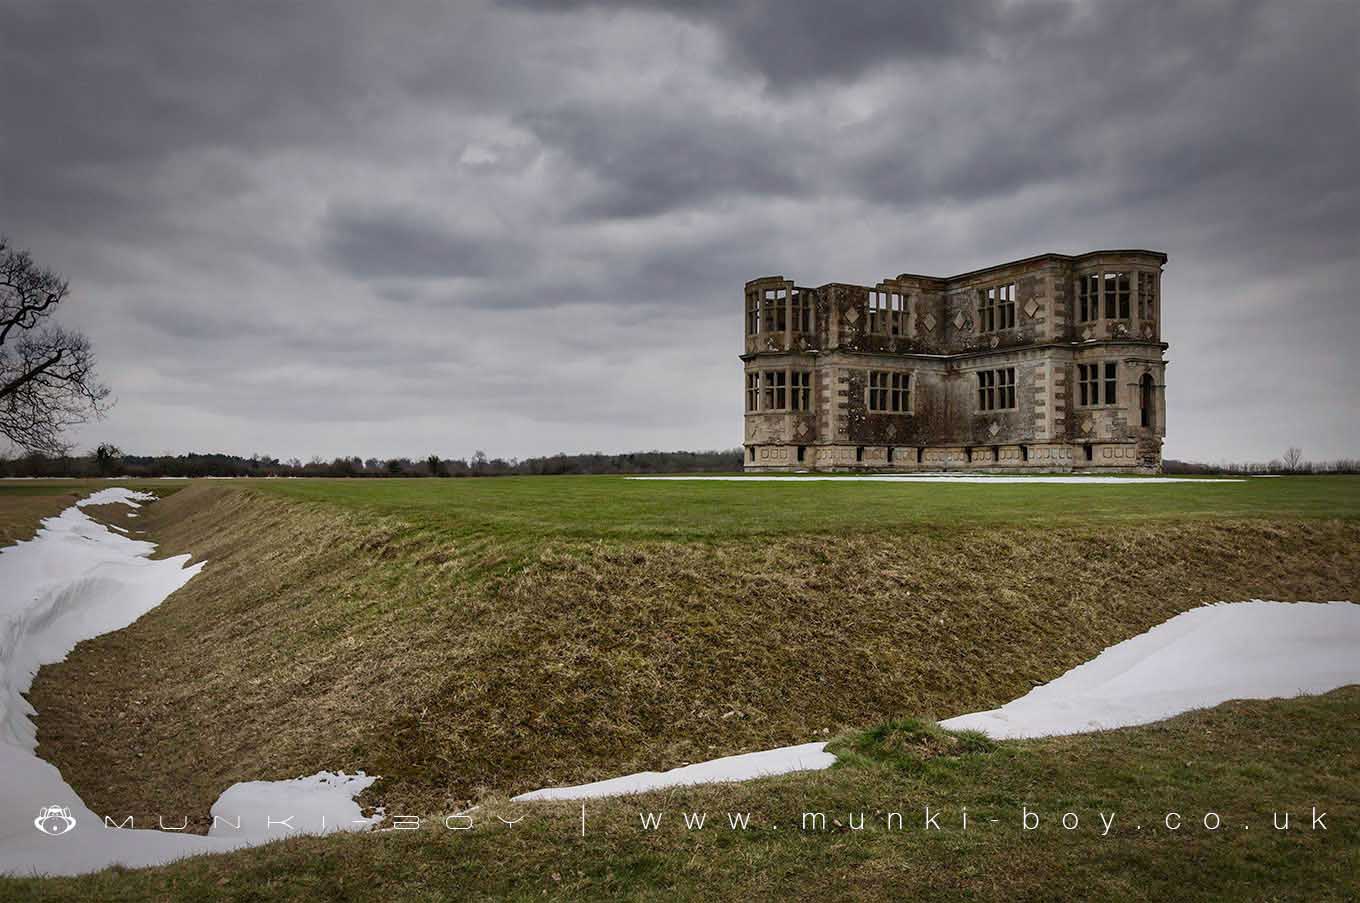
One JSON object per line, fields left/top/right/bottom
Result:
{"left": 33, "top": 806, "right": 77, "bottom": 836}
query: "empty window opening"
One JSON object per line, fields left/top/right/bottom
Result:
{"left": 790, "top": 370, "right": 813, "bottom": 411}
{"left": 792, "top": 290, "right": 815, "bottom": 335}
{"left": 1140, "top": 373, "right": 1154, "bottom": 428}
{"left": 868, "top": 289, "right": 909, "bottom": 336}
{"left": 965, "top": 447, "right": 974, "bottom": 463}
{"left": 1078, "top": 363, "right": 1113, "bottom": 406}
{"left": 796, "top": 445, "right": 806, "bottom": 463}
{"left": 916, "top": 447, "right": 925, "bottom": 464}
{"left": 868, "top": 371, "right": 911, "bottom": 412}
{"left": 868, "top": 290, "right": 887, "bottom": 335}
{"left": 762, "top": 287, "right": 787, "bottom": 333}
{"left": 976, "top": 367, "right": 1016, "bottom": 411}
{"left": 991, "top": 445, "right": 1000, "bottom": 462}
{"left": 887, "top": 447, "right": 895, "bottom": 464}
{"left": 980, "top": 282, "right": 1016, "bottom": 332}
{"left": 1078, "top": 364, "right": 1096, "bottom": 405}
{"left": 1137, "top": 272, "right": 1157, "bottom": 320}
{"left": 1104, "top": 272, "right": 1131, "bottom": 319}
{"left": 748, "top": 446, "right": 756, "bottom": 463}
{"left": 856, "top": 446, "right": 865, "bottom": 462}
{"left": 1084, "top": 444, "right": 1094, "bottom": 462}
{"left": 868, "top": 371, "right": 888, "bottom": 411}
{"left": 763, "top": 370, "right": 786, "bottom": 410}
{"left": 1020, "top": 444, "right": 1029, "bottom": 462}
{"left": 889, "top": 291, "right": 907, "bottom": 335}
{"left": 1078, "top": 274, "right": 1100, "bottom": 322}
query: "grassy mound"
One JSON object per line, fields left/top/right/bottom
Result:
{"left": 832, "top": 717, "right": 995, "bottom": 772}
{"left": 8, "top": 688, "right": 1359, "bottom": 901}
{"left": 29, "top": 479, "right": 1360, "bottom": 828}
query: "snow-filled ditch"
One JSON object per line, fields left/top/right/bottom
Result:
{"left": 513, "top": 600, "right": 1360, "bottom": 801}
{"left": 0, "top": 489, "right": 379, "bottom": 877}
{"left": 5, "top": 491, "right": 1358, "bottom": 868}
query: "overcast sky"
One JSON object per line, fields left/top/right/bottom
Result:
{"left": 3, "top": 1, "right": 1356, "bottom": 463}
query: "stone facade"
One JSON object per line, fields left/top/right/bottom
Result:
{"left": 741, "top": 250, "right": 1168, "bottom": 472}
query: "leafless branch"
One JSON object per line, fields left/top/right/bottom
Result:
{"left": 0, "top": 236, "right": 109, "bottom": 454}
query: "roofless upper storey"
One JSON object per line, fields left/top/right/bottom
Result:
{"left": 740, "top": 250, "right": 1169, "bottom": 472}
{"left": 743, "top": 250, "right": 1167, "bottom": 357}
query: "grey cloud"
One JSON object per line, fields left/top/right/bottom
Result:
{"left": 417, "top": 223, "right": 786, "bottom": 314}
{"left": 847, "top": 126, "right": 1084, "bottom": 209}
{"left": 504, "top": 0, "right": 1071, "bottom": 85}
{"left": 322, "top": 207, "right": 520, "bottom": 280}
{"left": 520, "top": 106, "right": 804, "bottom": 219}
{"left": 0, "top": 4, "right": 359, "bottom": 168}
{"left": 0, "top": 0, "right": 1355, "bottom": 462}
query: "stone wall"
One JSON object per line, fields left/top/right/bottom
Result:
{"left": 741, "top": 250, "right": 1168, "bottom": 472}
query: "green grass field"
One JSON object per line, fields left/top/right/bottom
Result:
{"left": 3, "top": 474, "right": 1359, "bottom": 900}
{"left": 250, "top": 473, "right": 1360, "bottom": 543}
{"left": 7, "top": 474, "right": 1357, "bottom": 544}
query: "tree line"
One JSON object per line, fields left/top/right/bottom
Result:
{"left": 6, "top": 447, "right": 1356, "bottom": 478}
{"left": 0, "top": 447, "right": 746, "bottom": 478}
{"left": 1163, "top": 451, "right": 1360, "bottom": 475}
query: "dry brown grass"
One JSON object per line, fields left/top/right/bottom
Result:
{"left": 29, "top": 484, "right": 1360, "bottom": 833}
{"left": 0, "top": 491, "right": 78, "bottom": 545}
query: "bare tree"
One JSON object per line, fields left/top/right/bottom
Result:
{"left": 1, "top": 237, "right": 109, "bottom": 454}
{"left": 1283, "top": 447, "right": 1304, "bottom": 473}
{"left": 93, "top": 442, "right": 122, "bottom": 476}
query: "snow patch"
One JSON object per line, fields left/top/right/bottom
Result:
{"left": 516, "top": 600, "right": 1359, "bottom": 802}
{"left": 75, "top": 488, "right": 155, "bottom": 508}
{"left": 0, "top": 493, "right": 377, "bottom": 877}
{"left": 209, "top": 772, "right": 382, "bottom": 840}
{"left": 512, "top": 742, "right": 836, "bottom": 801}
{"left": 941, "top": 600, "right": 1360, "bottom": 738}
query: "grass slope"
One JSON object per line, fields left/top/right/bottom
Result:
{"left": 5, "top": 688, "right": 1357, "bottom": 901}
{"left": 26, "top": 477, "right": 1360, "bottom": 828}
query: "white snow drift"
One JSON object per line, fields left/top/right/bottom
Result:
{"left": 0, "top": 490, "right": 379, "bottom": 877}
{"left": 73, "top": 487, "right": 154, "bottom": 508}
{"left": 941, "top": 600, "right": 1360, "bottom": 738}
{"left": 511, "top": 742, "right": 836, "bottom": 802}
{"left": 515, "top": 600, "right": 1360, "bottom": 801}
{"left": 207, "top": 772, "right": 380, "bottom": 842}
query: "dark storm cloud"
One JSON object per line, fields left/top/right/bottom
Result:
{"left": 519, "top": 106, "right": 804, "bottom": 219}
{"left": 505, "top": 0, "right": 1070, "bottom": 84}
{"left": 0, "top": 3, "right": 360, "bottom": 166}
{"left": 1, "top": 0, "right": 1356, "bottom": 461}
{"left": 384, "top": 225, "right": 775, "bottom": 314}
{"left": 323, "top": 207, "right": 520, "bottom": 280}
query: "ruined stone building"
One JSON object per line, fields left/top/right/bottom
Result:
{"left": 741, "top": 250, "right": 1168, "bottom": 471}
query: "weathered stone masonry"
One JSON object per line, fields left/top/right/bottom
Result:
{"left": 741, "top": 250, "right": 1168, "bottom": 472}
